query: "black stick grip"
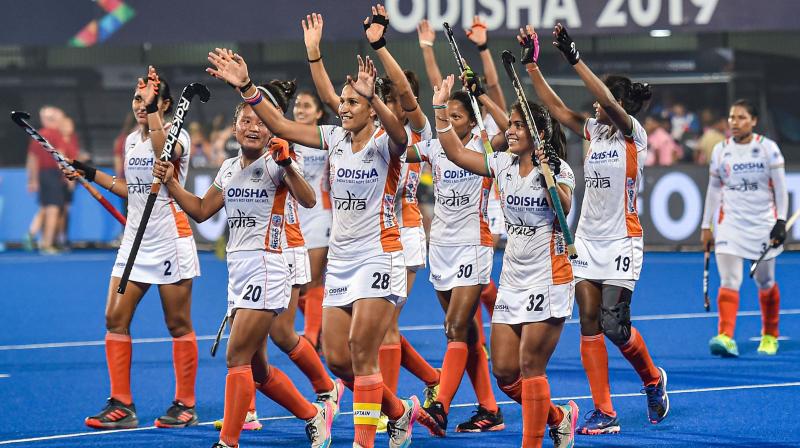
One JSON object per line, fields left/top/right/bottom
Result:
{"left": 117, "top": 192, "right": 158, "bottom": 293}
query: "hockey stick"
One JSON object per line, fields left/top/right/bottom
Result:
{"left": 703, "top": 243, "right": 711, "bottom": 311}
{"left": 210, "top": 314, "right": 228, "bottom": 357}
{"left": 442, "top": 22, "right": 493, "bottom": 155}
{"left": 749, "top": 208, "right": 800, "bottom": 277}
{"left": 117, "top": 82, "right": 210, "bottom": 294}
{"left": 11, "top": 111, "right": 127, "bottom": 226}
{"left": 500, "top": 50, "right": 576, "bottom": 259}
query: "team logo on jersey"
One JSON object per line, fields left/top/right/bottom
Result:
{"left": 252, "top": 167, "right": 264, "bottom": 180}
{"left": 285, "top": 200, "right": 298, "bottom": 224}
{"left": 494, "top": 304, "right": 510, "bottom": 313}
{"left": 442, "top": 169, "right": 474, "bottom": 180}
{"left": 268, "top": 214, "right": 283, "bottom": 251}
{"left": 571, "top": 258, "right": 588, "bottom": 268}
{"left": 554, "top": 232, "right": 566, "bottom": 256}
{"left": 751, "top": 147, "right": 761, "bottom": 158}
{"left": 127, "top": 176, "right": 151, "bottom": 194}
{"left": 585, "top": 170, "right": 611, "bottom": 189}
{"left": 506, "top": 195, "right": 548, "bottom": 208}
{"left": 505, "top": 218, "right": 537, "bottom": 237}
{"left": 589, "top": 150, "right": 619, "bottom": 164}
{"left": 382, "top": 194, "right": 397, "bottom": 228}
{"left": 327, "top": 286, "right": 347, "bottom": 295}
{"left": 336, "top": 167, "right": 379, "bottom": 183}
{"left": 625, "top": 178, "right": 636, "bottom": 213}
{"left": 731, "top": 162, "right": 765, "bottom": 173}
{"left": 362, "top": 148, "right": 375, "bottom": 163}
{"left": 333, "top": 191, "right": 367, "bottom": 211}
{"left": 404, "top": 171, "right": 419, "bottom": 203}
{"left": 227, "top": 209, "right": 257, "bottom": 228}
{"left": 224, "top": 171, "right": 233, "bottom": 179}
{"left": 437, "top": 190, "right": 470, "bottom": 208}
{"left": 227, "top": 188, "right": 268, "bottom": 200}
{"left": 128, "top": 157, "right": 154, "bottom": 167}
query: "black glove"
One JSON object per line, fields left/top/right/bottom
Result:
{"left": 463, "top": 66, "right": 485, "bottom": 97}
{"left": 364, "top": 10, "right": 389, "bottom": 50}
{"left": 519, "top": 30, "right": 540, "bottom": 65}
{"left": 532, "top": 145, "right": 561, "bottom": 176}
{"left": 770, "top": 219, "right": 787, "bottom": 247}
{"left": 553, "top": 24, "right": 580, "bottom": 65}
{"left": 70, "top": 159, "right": 97, "bottom": 182}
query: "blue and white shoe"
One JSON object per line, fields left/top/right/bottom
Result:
{"left": 643, "top": 367, "right": 669, "bottom": 424}
{"left": 709, "top": 334, "right": 739, "bottom": 357}
{"left": 577, "top": 409, "right": 620, "bottom": 435}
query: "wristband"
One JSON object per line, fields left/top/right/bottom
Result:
{"left": 239, "top": 80, "right": 253, "bottom": 93}
{"left": 276, "top": 157, "right": 292, "bottom": 167}
{"left": 245, "top": 91, "right": 263, "bottom": 106}
{"left": 436, "top": 123, "right": 453, "bottom": 133}
{"left": 308, "top": 56, "right": 322, "bottom": 63}
{"left": 370, "top": 38, "right": 386, "bottom": 50}
{"left": 477, "top": 43, "right": 488, "bottom": 52}
{"left": 432, "top": 104, "right": 447, "bottom": 109}
{"left": 419, "top": 39, "right": 433, "bottom": 47}
{"left": 71, "top": 159, "right": 97, "bottom": 182}
{"left": 108, "top": 175, "right": 117, "bottom": 192}
{"left": 145, "top": 101, "right": 159, "bottom": 114}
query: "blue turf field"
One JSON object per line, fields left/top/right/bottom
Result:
{"left": 1, "top": 250, "right": 799, "bottom": 447}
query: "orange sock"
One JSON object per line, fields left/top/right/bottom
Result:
{"left": 105, "top": 332, "right": 132, "bottom": 405}
{"left": 547, "top": 402, "right": 564, "bottom": 426}
{"left": 580, "top": 334, "right": 614, "bottom": 416}
{"left": 717, "top": 287, "right": 740, "bottom": 337}
{"left": 474, "top": 308, "right": 486, "bottom": 348}
{"left": 172, "top": 331, "right": 197, "bottom": 407}
{"left": 353, "top": 373, "right": 383, "bottom": 448}
{"left": 288, "top": 336, "right": 333, "bottom": 393}
{"left": 759, "top": 284, "right": 780, "bottom": 337}
{"left": 382, "top": 383, "right": 406, "bottom": 420}
{"left": 303, "top": 286, "right": 324, "bottom": 348}
{"left": 521, "top": 376, "right": 550, "bottom": 448}
{"left": 619, "top": 327, "right": 660, "bottom": 386}
{"left": 220, "top": 366, "right": 254, "bottom": 447}
{"left": 379, "top": 343, "right": 402, "bottom": 393}
{"left": 466, "top": 341, "right": 498, "bottom": 413}
{"left": 400, "top": 335, "right": 439, "bottom": 386}
{"left": 256, "top": 366, "right": 317, "bottom": 420}
{"left": 480, "top": 279, "right": 498, "bottom": 318}
{"left": 438, "top": 341, "right": 469, "bottom": 412}
{"left": 499, "top": 376, "right": 522, "bottom": 404}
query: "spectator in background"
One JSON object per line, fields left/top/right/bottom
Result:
{"left": 209, "top": 113, "right": 239, "bottom": 160}
{"left": 645, "top": 116, "right": 683, "bottom": 166}
{"left": 188, "top": 121, "right": 221, "bottom": 168}
{"left": 113, "top": 113, "right": 136, "bottom": 180}
{"left": 696, "top": 109, "right": 727, "bottom": 164}
{"left": 24, "top": 106, "right": 76, "bottom": 254}
{"left": 57, "top": 116, "right": 82, "bottom": 249}
{"left": 668, "top": 103, "right": 700, "bottom": 162}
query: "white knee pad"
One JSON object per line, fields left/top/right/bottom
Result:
{"left": 715, "top": 253, "right": 743, "bottom": 291}
{"left": 753, "top": 258, "right": 776, "bottom": 290}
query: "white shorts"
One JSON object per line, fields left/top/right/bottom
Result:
{"left": 227, "top": 250, "right": 289, "bottom": 313}
{"left": 299, "top": 209, "right": 332, "bottom": 250}
{"left": 112, "top": 236, "right": 200, "bottom": 284}
{"left": 401, "top": 226, "right": 427, "bottom": 271}
{"left": 715, "top": 221, "right": 782, "bottom": 261}
{"left": 324, "top": 251, "right": 406, "bottom": 308}
{"left": 283, "top": 246, "right": 311, "bottom": 286}
{"left": 487, "top": 196, "right": 506, "bottom": 237}
{"left": 571, "top": 235, "right": 643, "bottom": 282}
{"left": 429, "top": 244, "right": 493, "bottom": 291}
{"left": 492, "top": 282, "right": 575, "bottom": 325}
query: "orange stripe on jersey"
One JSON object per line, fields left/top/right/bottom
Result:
{"left": 718, "top": 198, "right": 725, "bottom": 224}
{"left": 479, "top": 177, "right": 494, "bottom": 247}
{"left": 380, "top": 152, "right": 403, "bottom": 253}
{"left": 266, "top": 186, "right": 288, "bottom": 253}
{"left": 284, "top": 196, "right": 305, "bottom": 248}
{"left": 623, "top": 138, "right": 643, "bottom": 237}
{"left": 169, "top": 202, "right": 193, "bottom": 238}
{"left": 549, "top": 227, "right": 573, "bottom": 285}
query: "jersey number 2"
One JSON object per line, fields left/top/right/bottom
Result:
{"left": 163, "top": 261, "right": 172, "bottom": 276}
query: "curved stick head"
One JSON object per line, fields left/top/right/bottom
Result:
{"left": 501, "top": 50, "right": 516, "bottom": 80}
{"left": 187, "top": 82, "right": 211, "bottom": 103}
{"left": 10, "top": 111, "right": 31, "bottom": 126}
{"left": 501, "top": 50, "right": 516, "bottom": 65}
{"left": 443, "top": 22, "right": 454, "bottom": 37}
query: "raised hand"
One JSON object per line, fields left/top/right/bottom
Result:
{"left": 137, "top": 65, "right": 161, "bottom": 108}
{"left": 269, "top": 138, "right": 293, "bottom": 166}
{"left": 364, "top": 4, "right": 389, "bottom": 45}
{"left": 347, "top": 55, "right": 377, "bottom": 99}
{"left": 302, "top": 13, "right": 324, "bottom": 52}
{"left": 553, "top": 23, "right": 580, "bottom": 65}
{"left": 206, "top": 48, "right": 250, "bottom": 88}
{"left": 517, "top": 25, "right": 540, "bottom": 65}
{"left": 433, "top": 74, "right": 455, "bottom": 106}
{"left": 461, "top": 63, "right": 485, "bottom": 97}
{"left": 465, "top": 15, "right": 488, "bottom": 47}
{"left": 416, "top": 19, "right": 435, "bottom": 47}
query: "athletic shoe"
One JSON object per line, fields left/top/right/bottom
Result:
{"left": 757, "top": 334, "right": 779, "bottom": 355}
{"left": 549, "top": 401, "right": 578, "bottom": 448}
{"left": 305, "top": 401, "right": 334, "bottom": 448}
{"left": 455, "top": 405, "right": 505, "bottom": 432}
{"left": 709, "top": 333, "right": 739, "bottom": 357}
{"left": 376, "top": 413, "right": 389, "bottom": 433}
{"left": 211, "top": 442, "right": 234, "bottom": 448}
{"left": 155, "top": 400, "right": 199, "bottom": 428}
{"left": 22, "top": 233, "right": 35, "bottom": 252}
{"left": 577, "top": 409, "right": 620, "bottom": 435}
{"left": 643, "top": 367, "right": 669, "bottom": 424}
{"left": 422, "top": 369, "right": 441, "bottom": 408}
{"left": 417, "top": 400, "right": 447, "bottom": 437}
{"left": 316, "top": 378, "right": 345, "bottom": 420}
{"left": 387, "top": 396, "right": 420, "bottom": 448}
{"left": 213, "top": 410, "right": 262, "bottom": 431}
{"left": 85, "top": 398, "right": 138, "bottom": 430}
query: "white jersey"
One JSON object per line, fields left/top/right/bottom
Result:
{"left": 281, "top": 151, "right": 306, "bottom": 250}
{"left": 123, "top": 127, "right": 192, "bottom": 244}
{"left": 320, "top": 125, "right": 403, "bottom": 259}
{"left": 415, "top": 136, "right": 493, "bottom": 247}
{"left": 707, "top": 135, "right": 785, "bottom": 230}
{"left": 213, "top": 153, "right": 288, "bottom": 253}
{"left": 577, "top": 117, "right": 647, "bottom": 240}
{"left": 488, "top": 152, "right": 575, "bottom": 288}
{"left": 295, "top": 143, "right": 331, "bottom": 223}
{"left": 396, "top": 120, "right": 432, "bottom": 229}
